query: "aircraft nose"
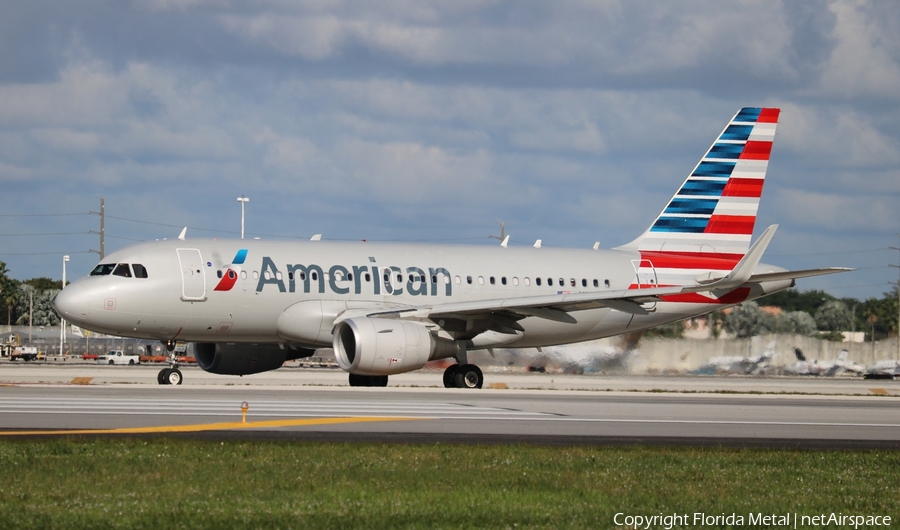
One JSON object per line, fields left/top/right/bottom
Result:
{"left": 54, "top": 282, "right": 91, "bottom": 324}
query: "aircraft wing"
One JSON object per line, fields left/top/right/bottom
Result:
{"left": 334, "top": 226, "right": 852, "bottom": 339}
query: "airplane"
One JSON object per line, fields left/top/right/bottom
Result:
{"left": 783, "top": 347, "right": 866, "bottom": 377}
{"left": 54, "top": 107, "right": 850, "bottom": 388}
{"left": 693, "top": 341, "right": 778, "bottom": 375}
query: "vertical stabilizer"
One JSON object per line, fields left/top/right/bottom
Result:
{"left": 618, "top": 107, "right": 779, "bottom": 266}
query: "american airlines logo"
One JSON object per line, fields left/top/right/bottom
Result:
{"left": 214, "top": 249, "right": 248, "bottom": 292}
{"left": 255, "top": 256, "right": 452, "bottom": 297}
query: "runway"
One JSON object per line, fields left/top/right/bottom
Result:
{"left": 1, "top": 365, "right": 899, "bottom": 447}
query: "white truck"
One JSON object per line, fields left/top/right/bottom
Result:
{"left": 10, "top": 346, "right": 43, "bottom": 362}
{"left": 97, "top": 350, "right": 140, "bottom": 365}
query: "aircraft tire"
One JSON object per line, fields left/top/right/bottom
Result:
{"left": 158, "top": 368, "right": 170, "bottom": 385}
{"left": 166, "top": 369, "right": 183, "bottom": 385}
{"left": 442, "top": 365, "right": 459, "bottom": 388}
{"left": 453, "top": 364, "right": 483, "bottom": 389}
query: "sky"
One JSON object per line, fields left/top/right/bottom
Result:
{"left": 1, "top": 0, "right": 898, "bottom": 301}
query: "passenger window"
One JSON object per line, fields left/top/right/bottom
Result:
{"left": 253, "top": 271, "right": 259, "bottom": 280}
{"left": 113, "top": 264, "right": 132, "bottom": 278}
{"left": 558, "top": 278, "right": 564, "bottom": 287}
{"left": 217, "top": 270, "right": 223, "bottom": 279}
{"left": 228, "top": 270, "right": 236, "bottom": 280}
{"left": 467, "top": 276, "right": 473, "bottom": 285}
{"left": 501, "top": 277, "right": 507, "bottom": 285}
{"left": 524, "top": 277, "right": 530, "bottom": 286}
{"left": 489, "top": 277, "right": 495, "bottom": 285}
{"left": 582, "top": 279, "right": 587, "bottom": 287}
{"left": 513, "top": 277, "right": 519, "bottom": 286}
{"left": 132, "top": 264, "right": 149, "bottom": 278}
{"left": 240, "top": 271, "right": 247, "bottom": 280}
{"left": 311, "top": 272, "right": 318, "bottom": 281}
{"left": 478, "top": 276, "right": 484, "bottom": 285}
{"left": 365, "top": 273, "right": 371, "bottom": 282}
{"left": 605, "top": 279, "right": 611, "bottom": 288}
{"left": 455, "top": 276, "right": 461, "bottom": 284}
{"left": 536, "top": 277, "right": 542, "bottom": 286}
{"left": 548, "top": 278, "right": 553, "bottom": 286}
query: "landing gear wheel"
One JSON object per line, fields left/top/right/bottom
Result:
{"left": 443, "top": 365, "right": 459, "bottom": 388}
{"left": 348, "top": 374, "right": 388, "bottom": 387}
{"left": 453, "top": 364, "right": 484, "bottom": 389}
{"left": 158, "top": 368, "right": 170, "bottom": 385}
{"left": 165, "top": 368, "right": 183, "bottom": 385}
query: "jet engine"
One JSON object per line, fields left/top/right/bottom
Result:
{"left": 194, "top": 342, "right": 314, "bottom": 376}
{"left": 333, "top": 318, "right": 458, "bottom": 376}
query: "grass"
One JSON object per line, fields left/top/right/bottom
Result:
{"left": 0, "top": 439, "right": 897, "bottom": 529}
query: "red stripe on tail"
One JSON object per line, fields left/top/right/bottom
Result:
{"left": 704, "top": 215, "right": 755, "bottom": 235}
{"left": 721, "top": 177, "right": 764, "bottom": 198}
{"left": 757, "top": 108, "right": 780, "bottom": 123}
{"left": 739, "top": 141, "right": 772, "bottom": 160}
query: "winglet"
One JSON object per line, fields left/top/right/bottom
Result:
{"left": 311, "top": 234, "right": 322, "bottom": 241}
{"left": 534, "top": 239, "right": 542, "bottom": 249}
{"left": 500, "top": 235, "right": 509, "bottom": 248}
{"left": 178, "top": 227, "right": 187, "bottom": 241}
{"left": 702, "top": 224, "right": 778, "bottom": 289}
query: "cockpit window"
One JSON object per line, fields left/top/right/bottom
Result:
{"left": 112, "top": 264, "right": 132, "bottom": 278}
{"left": 132, "top": 264, "right": 149, "bottom": 278}
{"left": 90, "top": 263, "right": 116, "bottom": 276}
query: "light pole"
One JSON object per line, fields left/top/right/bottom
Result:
{"left": 237, "top": 196, "right": 249, "bottom": 239}
{"left": 60, "top": 255, "right": 69, "bottom": 356}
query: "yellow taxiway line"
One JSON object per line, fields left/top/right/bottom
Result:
{"left": 0, "top": 416, "right": 424, "bottom": 436}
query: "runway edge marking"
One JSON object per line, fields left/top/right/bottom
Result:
{"left": 0, "top": 416, "right": 426, "bottom": 436}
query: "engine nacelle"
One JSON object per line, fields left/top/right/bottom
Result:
{"left": 333, "top": 318, "right": 458, "bottom": 376}
{"left": 194, "top": 342, "right": 314, "bottom": 376}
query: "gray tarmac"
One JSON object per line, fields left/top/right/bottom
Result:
{"left": 1, "top": 362, "right": 899, "bottom": 448}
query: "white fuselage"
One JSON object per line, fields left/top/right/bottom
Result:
{"left": 55, "top": 238, "right": 790, "bottom": 350}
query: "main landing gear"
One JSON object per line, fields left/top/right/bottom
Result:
{"left": 443, "top": 364, "right": 484, "bottom": 389}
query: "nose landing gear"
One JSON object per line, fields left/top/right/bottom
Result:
{"left": 158, "top": 340, "right": 183, "bottom": 385}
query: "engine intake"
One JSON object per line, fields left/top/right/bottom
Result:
{"left": 194, "top": 343, "right": 314, "bottom": 376}
{"left": 333, "top": 318, "right": 458, "bottom": 376}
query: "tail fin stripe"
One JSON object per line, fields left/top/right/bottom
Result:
{"left": 720, "top": 125, "right": 753, "bottom": 141}
{"left": 739, "top": 141, "right": 773, "bottom": 160}
{"left": 678, "top": 180, "right": 728, "bottom": 196}
{"left": 663, "top": 199, "right": 718, "bottom": 215}
{"left": 704, "top": 215, "right": 755, "bottom": 235}
{"left": 692, "top": 161, "right": 736, "bottom": 177}
{"left": 721, "top": 178, "right": 764, "bottom": 198}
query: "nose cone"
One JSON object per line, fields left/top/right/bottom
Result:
{"left": 54, "top": 282, "right": 90, "bottom": 326}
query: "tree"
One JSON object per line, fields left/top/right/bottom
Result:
{"left": 0, "top": 261, "right": 19, "bottom": 325}
{"left": 724, "top": 301, "right": 775, "bottom": 338}
{"left": 814, "top": 300, "right": 852, "bottom": 332}
{"left": 14, "top": 285, "right": 60, "bottom": 327}
{"left": 777, "top": 311, "right": 818, "bottom": 336}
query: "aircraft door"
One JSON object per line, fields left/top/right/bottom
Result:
{"left": 630, "top": 258, "right": 658, "bottom": 309}
{"left": 177, "top": 248, "right": 207, "bottom": 301}
{"left": 631, "top": 259, "right": 659, "bottom": 289}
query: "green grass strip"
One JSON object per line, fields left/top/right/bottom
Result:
{"left": 0, "top": 439, "right": 897, "bottom": 529}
